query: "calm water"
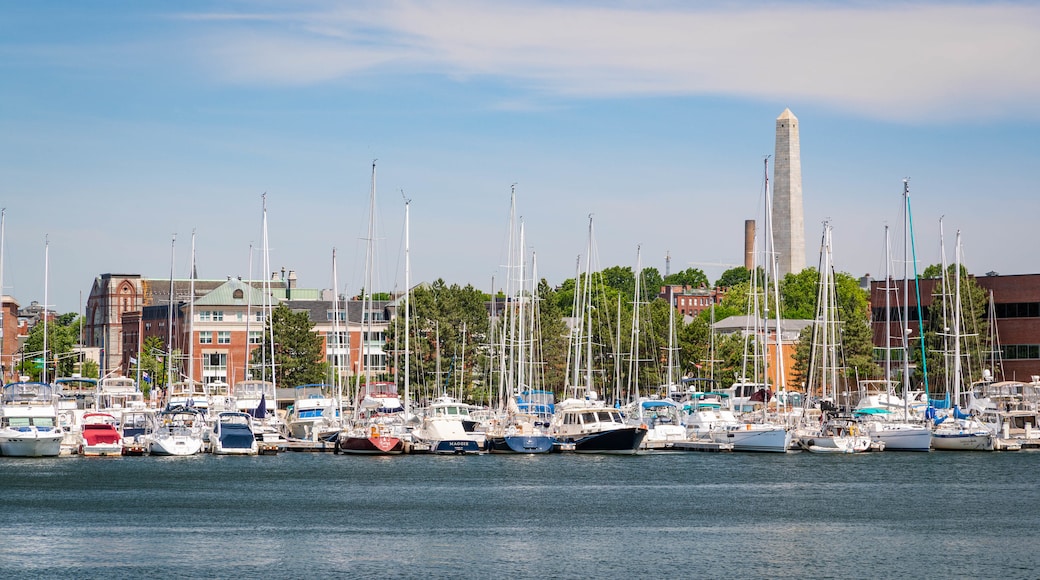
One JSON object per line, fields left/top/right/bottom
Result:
{"left": 1, "top": 450, "right": 1038, "bottom": 579}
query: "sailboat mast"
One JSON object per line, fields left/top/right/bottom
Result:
{"left": 584, "top": 216, "right": 594, "bottom": 395}
{"left": 188, "top": 229, "right": 196, "bottom": 385}
{"left": 403, "top": 197, "right": 411, "bottom": 417}
{"left": 939, "top": 218, "right": 951, "bottom": 398}
{"left": 43, "top": 236, "right": 49, "bottom": 384}
{"left": 166, "top": 234, "right": 176, "bottom": 389}
{"left": 332, "top": 247, "right": 343, "bottom": 417}
{"left": 517, "top": 218, "right": 527, "bottom": 394}
{"left": 0, "top": 208, "right": 5, "bottom": 384}
{"left": 261, "top": 194, "right": 276, "bottom": 391}
{"left": 883, "top": 225, "right": 904, "bottom": 420}
{"left": 245, "top": 243, "right": 253, "bottom": 382}
{"left": 529, "top": 251, "right": 539, "bottom": 393}
{"left": 953, "top": 230, "right": 963, "bottom": 409}
{"left": 905, "top": 180, "right": 931, "bottom": 399}
{"left": 901, "top": 182, "right": 911, "bottom": 401}
{"left": 629, "top": 245, "right": 642, "bottom": 403}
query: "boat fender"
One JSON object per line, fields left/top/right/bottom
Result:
{"left": 370, "top": 425, "right": 378, "bottom": 438}
{"left": 849, "top": 425, "right": 857, "bottom": 436}
{"left": 59, "top": 411, "right": 73, "bottom": 427}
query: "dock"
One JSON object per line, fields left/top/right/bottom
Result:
{"left": 281, "top": 439, "right": 336, "bottom": 452}
{"left": 669, "top": 440, "right": 733, "bottom": 452}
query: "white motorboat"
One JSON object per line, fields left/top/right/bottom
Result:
{"left": 285, "top": 384, "right": 340, "bottom": 441}
{"left": 413, "top": 394, "right": 485, "bottom": 454}
{"left": 0, "top": 382, "right": 64, "bottom": 457}
{"left": 78, "top": 412, "right": 123, "bottom": 456}
{"left": 210, "top": 411, "right": 259, "bottom": 455}
{"left": 148, "top": 406, "right": 206, "bottom": 456}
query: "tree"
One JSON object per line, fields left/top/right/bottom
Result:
{"left": 393, "top": 279, "right": 491, "bottom": 404}
{"left": 137, "top": 335, "right": 167, "bottom": 397}
{"left": 788, "top": 269, "right": 878, "bottom": 392}
{"left": 715, "top": 266, "right": 750, "bottom": 289}
{"left": 663, "top": 267, "right": 709, "bottom": 289}
{"left": 639, "top": 267, "right": 664, "bottom": 302}
{"left": 250, "top": 303, "right": 328, "bottom": 388}
{"left": 915, "top": 266, "right": 989, "bottom": 393}
{"left": 18, "top": 313, "right": 80, "bottom": 380}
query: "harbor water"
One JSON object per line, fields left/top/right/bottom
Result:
{"left": 1, "top": 451, "right": 1038, "bottom": 579}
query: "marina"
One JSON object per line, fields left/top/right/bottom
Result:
{"left": 1, "top": 450, "right": 1038, "bottom": 579}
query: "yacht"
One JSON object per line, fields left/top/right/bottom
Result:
{"left": 285, "top": 384, "right": 340, "bottom": 441}
{"left": 148, "top": 405, "right": 206, "bottom": 456}
{"left": 414, "top": 394, "right": 485, "bottom": 454}
{"left": 78, "top": 412, "right": 123, "bottom": 456}
{"left": 210, "top": 411, "right": 259, "bottom": 455}
{"left": 0, "top": 382, "right": 64, "bottom": 457}
{"left": 551, "top": 394, "right": 646, "bottom": 454}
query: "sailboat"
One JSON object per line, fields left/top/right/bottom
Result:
{"left": 930, "top": 230, "right": 995, "bottom": 451}
{"left": 856, "top": 212, "right": 931, "bottom": 451}
{"left": 623, "top": 247, "right": 687, "bottom": 450}
{"left": 688, "top": 158, "right": 791, "bottom": 453}
{"left": 485, "top": 189, "right": 554, "bottom": 454}
{"left": 796, "top": 222, "right": 872, "bottom": 453}
{"left": 336, "top": 161, "right": 405, "bottom": 455}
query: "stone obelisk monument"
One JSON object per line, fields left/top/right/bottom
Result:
{"left": 772, "top": 108, "right": 805, "bottom": 277}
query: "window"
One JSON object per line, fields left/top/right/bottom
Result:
{"left": 249, "top": 331, "right": 262, "bottom": 344}
{"left": 199, "top": 311, "right": 211, "bottom": 322}
{"left": 199, "top": 332, "right": 213, "bottom": 344}
{"left": 327, "top": 353, "right": 350, "bottom": 368}
{"left": 1003, "top": 344, "right": 1040, "bottom": 360}
{"left": 255, "top": 312, "right": 264, "bottom": 322}
{"left": 994, "top": 302, "right": 1040, "bottom": 319}
{"left": 236, "top": 312, "right": 244, "bottom": 322}
{"left": 364, "top": 353, "right": 387, "bottom": 370}
{"left": 217, "top": 331, "right": 231, "bottom": 344}
{"left": 213, "top": 311, "right": 224, "bottom": 321}
{"left": 145, "top": 322, "right": 152, "bottom": 331}
{"left": 202, "top": 352, "right": 227, "bottom": 384}
{"left": 327, "top": 331, "right": 348, "bottom": 347}
{"left": 233, "top": 289, "right": 244, "bottom": 299}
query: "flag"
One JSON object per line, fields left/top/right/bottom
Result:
{"left": 129, "top": 356, "right": 138, "bottom": 365}
{"left": 142, "top": 371, "right": 151, "bottom": 384}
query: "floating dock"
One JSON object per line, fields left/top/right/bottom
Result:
{"left": 669, "top": 440, "right": 733, "bottom": 452}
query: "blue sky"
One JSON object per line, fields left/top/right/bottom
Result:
{"left": 2, "top": 0, "right": 1039, "bottom": 314}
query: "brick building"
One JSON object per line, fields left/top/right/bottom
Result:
{"left": 0, "top": 295, "right": 19, "bottom": 383}
{"left": 659, "top": 285, "right": 722, "bottom": 319}
{"left": 870, "top": 273, "right": 1040, "bottom": 382}
{"left": 111, "top": 274, "right": 395, "bottom": 387}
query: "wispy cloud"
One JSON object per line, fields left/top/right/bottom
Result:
{"left": 180, "top": 1, "right": 1040, "bottom": 121}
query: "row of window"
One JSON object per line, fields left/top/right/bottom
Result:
{"left": 874, "top": 302, "right": 1040, "bottom": 321}
{"left": 994, "top": 302, "right": 1040, "bottom": 319}
{"left": 197, "top": 331, "right": 263, "bottom": 345}
{"left": 1002, "top": 344, "right": 1040, "bottom": 360}
{"left": 325, "top": 311, "right": 387, "bottom": 322}
{"left": 198, "top": 310, "right": 266, "bottom": 323}
{"left": 677, "top": 297, "right": 713, "bottom": 307}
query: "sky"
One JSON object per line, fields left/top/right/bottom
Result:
{"left": 2, "top": 0, "right": 1039, "bottom": 314}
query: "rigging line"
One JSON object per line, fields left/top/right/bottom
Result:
{"left": 906, "top": 180, "right": 930, "bottom": 398}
